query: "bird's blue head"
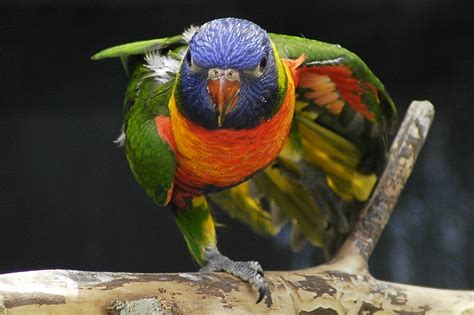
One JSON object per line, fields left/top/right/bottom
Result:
{"left": 176, "top": 18, "right": 284, "bottom": 130}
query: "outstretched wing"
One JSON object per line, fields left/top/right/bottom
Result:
{"left": 271, "top": 33, "right": 397, "bottom": 199}
{"left": 270, "top": 33, "right": 397, "bottom": 152}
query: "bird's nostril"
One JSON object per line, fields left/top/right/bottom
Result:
{"left": 208, "top": 68, "right": 223, "bottom": 80}
{"left": 225, "top": 70, "right": 240, "bottom": 81}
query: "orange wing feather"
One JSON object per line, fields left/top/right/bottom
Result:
{"left": 298, "top": 65, "right": 376, "bottom": 121}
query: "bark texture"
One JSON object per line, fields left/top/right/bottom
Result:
{"left": 1, "top": 101, "right": 472, "bottom": 314}
{"left": 0, "top": 266, "right": 472, "bottom": 314}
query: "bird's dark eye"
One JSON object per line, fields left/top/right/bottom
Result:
{"left": 245, "top": 53, "right": 269, "bottom": 78}
{"left": 259, "top": 55, "right": 268, "bottom": 72}
{"left": 185, "top": 51, "right": 192, "bottom": 67}
{"left": 186, "top": 50, "right": 203, "bottom": 73}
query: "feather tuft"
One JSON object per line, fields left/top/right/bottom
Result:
{"left": 114, "top": 131, "right": 126, "bottom": 147}
{"left": 144, "top": 51, "right": 180, "bottom": 83}
{"left": 182, "top": 25, "right": 200, "bottom": 43}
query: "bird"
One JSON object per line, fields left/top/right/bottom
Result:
{"left": 92, "top": 17, "right": 397, "bottom": 303}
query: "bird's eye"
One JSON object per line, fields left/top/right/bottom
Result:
{"left": 259, "top": 55, "right": 268, "bottom": 72}
{"left": 185, "top": 51, "right": 192, "bottom": 67}
{"left": 185, "top": 50, "right": 202, "bottom": 73}
{"left": 244, "top": 53, "right": 269, "bottom": 78}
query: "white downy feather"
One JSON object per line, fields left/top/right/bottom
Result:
{"left": 114, "top": 124, "right": 126, "bottom": 147}
{"left": 118, "top": 25, "right": 200, "bottom": 141}
{"left": 182, "top": 25, "right": 199, "bottom": 43}
{"left": 144, "top": 51, "right": 181, "bottom": 84}
{"left": 144, "top": 24, "right": 199, "bottom": 83}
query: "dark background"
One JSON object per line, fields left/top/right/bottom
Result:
{"left": 1, "top": 0, "right": 472, "bottom": 289}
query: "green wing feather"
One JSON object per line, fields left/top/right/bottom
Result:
{"left": 92, "top": 34, "right": 186, "bottom": 76}
{"left": 91, "top": 35, "right": 184, "bottom": 60}
{"left": 124, "top": 66, "right": 176, "bottom": 206}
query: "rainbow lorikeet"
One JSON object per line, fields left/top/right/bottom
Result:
{"left": 93, "top": 18, "right": 397, "bottom": 302}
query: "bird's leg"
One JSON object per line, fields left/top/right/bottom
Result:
{"left": 200, "top": 247, "right": 267, "bottom": 303}
{"left": 173, "top": 196, "right": 267, "bottom": 303}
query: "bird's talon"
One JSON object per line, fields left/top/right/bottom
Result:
{"left": 201, "top": 248, "right": 268, "bottom": 303}
{"left": 256, "top": 285, "right": 266, "bottom": 304}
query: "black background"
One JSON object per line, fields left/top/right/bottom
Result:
{"left": 1, "top": 0, "right": 472, "bottom": 289}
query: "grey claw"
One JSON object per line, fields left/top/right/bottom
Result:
{"left": 201, "top": 248, "right": 268, "bottom": 303}
{"left": 256, "top": 285, "right": 266, "bottom": 304}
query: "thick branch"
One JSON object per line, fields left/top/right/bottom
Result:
{"left": 334, "top": 101, "right": 436, "bottom": 265}
{"left": 0, "top": 268, "right": 472, "bottom": 314}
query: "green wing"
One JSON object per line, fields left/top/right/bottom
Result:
{"left": 93, "top": 36, "right": 185, "bottom": 206}
{"left": 124, "top": 66, "right": 176, "bottom": 206}
{"left": 91, "top": 35, "right": 184, "bottom": 60}
{"left": 92, "top": 34, "right": 187, "bottom": 77}
{"left": 270, "top": 33, "right": 397, "bottom": 139}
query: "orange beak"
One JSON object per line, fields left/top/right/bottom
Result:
{"left": 207, "top": 69, "right": 241, "bottom": 127}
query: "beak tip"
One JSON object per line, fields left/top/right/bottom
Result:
{"left": 217, "top": 113, "right": 224, "bottom": 127}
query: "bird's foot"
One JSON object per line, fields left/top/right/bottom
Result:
{"left": 199, "top": 247, "right": 267, "bottom": 303}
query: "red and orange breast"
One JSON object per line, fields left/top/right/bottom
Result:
{"left": 168, "top": 64, "right": 295, "bottom": 201}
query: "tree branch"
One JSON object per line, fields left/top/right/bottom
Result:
{"left": 1, "top": 101, "right": 472, "bottom": 314}
{"left": 0, "top": 268, "right": 472, "bottom": 314}
{"left": 333, "top": 100, "right": 436, "bottom": 268}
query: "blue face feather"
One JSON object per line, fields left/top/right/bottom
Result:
{"left": 177, "top": 18, "right": 282, "bottom": 130}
